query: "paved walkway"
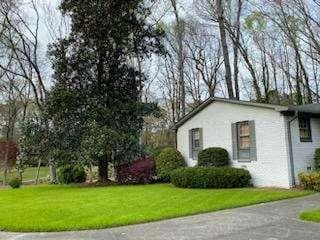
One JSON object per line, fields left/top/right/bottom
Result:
{"left": 1, "top": 194, "right": 320, "bottom": 240}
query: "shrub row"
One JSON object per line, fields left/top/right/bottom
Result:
{"left": 170, "top": 167, "right": 251, "bottom": 189}
{"left": 299, "top": 172, "right": 320, "bottom": 191}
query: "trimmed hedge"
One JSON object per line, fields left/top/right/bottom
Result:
{"left": 299, "top": 172, "right": 320, "bottom": 191}
{"left": 170, "top": 167, "right": 251, "bottom": 189}
{"left": 155, "top": 148, "right": 186, "bottom": 182}
{"left": 315, "top": 148, "right": 320, "bottom": 171}
{"left": 117, "top": 155, "right": 155, "bottom": 184}
{"left": 198, "top": 147, "right": 229, "bottom": 167}
{"left": 58, "top": 165, "right": 87, "bottom": 184}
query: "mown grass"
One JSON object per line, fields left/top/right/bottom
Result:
{"left": 301, "top": 209, "right": 320, "bottom": 222}
{"left": 0, "top": 184, "right": 311, "bottom": 232}
{"left": 0, "top": 167, "right": 49, "bottom": 182}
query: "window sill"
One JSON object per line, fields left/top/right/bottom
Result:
{"left": 300, "top": 139, "right": 313, "bottom": 143}
{"left": 237, "top": 159, "right": 252, "bottom": 163}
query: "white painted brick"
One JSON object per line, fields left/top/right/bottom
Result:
{"left": 177, "top": 101, "right": 291, "bottom": 188}
{"left": 290, "top": 117, "right": 320, "bottom": 182}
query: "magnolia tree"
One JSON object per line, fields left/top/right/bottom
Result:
{"left": 41, "top": 0, "right": 164, "bottom": 183}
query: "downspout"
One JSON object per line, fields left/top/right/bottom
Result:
{"left": 174, "top": 128, "right": 178, "bottom": 149}
{"left": 287, "top": 111, "right": 298, "bottom": 187}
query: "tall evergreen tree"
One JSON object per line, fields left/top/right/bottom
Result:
{"left": 46, "top": 0, "right": 164, "bottom": 182}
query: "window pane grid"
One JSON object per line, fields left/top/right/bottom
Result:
{"left": 191, "top": 128, "right": 200, "bottom": 159}
{"left": 299, "top": 117, "right": 312, "bottom": 141}
{"left": 238, "top": 122, "right": 250, "bottom": 152}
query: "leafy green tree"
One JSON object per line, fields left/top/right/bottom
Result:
{"left": 19, "top": 116, "right": 59, "bottom": 184}
{"left": 46, "top": 0, "right": 164, "bottom": 182}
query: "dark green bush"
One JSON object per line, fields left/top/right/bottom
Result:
{"left": 315, "top": 148, "right": 320, "bottom": 171}
{"left": 170, "top": 167, "right": 251, "bottom": 189}
{"left": 72, "top": 165, "right": 87, "bottom": 183}
{"left": 198, "top": 147, "right": 229, "bottom": 167}
{"left": 58, "top": 165, "right": 87, "bottom": 184}
{"left": 9, "top": 178, "right": 22, "bottom": 189}
{"left": 155, "top": 147, "right": 186, "bottom": 182}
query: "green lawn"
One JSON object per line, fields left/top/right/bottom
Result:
{"left": 301, "top": 209, "right": 320, "bottom": 222}
{"left": 0, "top": 167, "right": 49, "bottom": 182}
{"left": 0, "top": 184, "right": 311, "bottom": 232}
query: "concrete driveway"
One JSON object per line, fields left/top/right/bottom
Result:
{"left": 1, "top": 194, "right": 319, "bottom": 240}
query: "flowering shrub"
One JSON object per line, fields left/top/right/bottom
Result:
{"left": 117, "top": 156, "right": 155, "bottom": 184}
{"left": 299, "top": 172, "right": 320, "bottom": 191}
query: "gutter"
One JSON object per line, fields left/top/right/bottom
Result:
{"left": 286, "top": 111, "right": 298, "bottom": 187}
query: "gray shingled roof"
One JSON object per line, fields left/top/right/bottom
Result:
{"left": 288, "top": 104, "right": 320, "bottom": 114}
{"left": 173, "top": 97, "right": 320, "bottom": 129}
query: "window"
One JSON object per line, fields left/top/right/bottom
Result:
{"left": 237, "top": 121, "right": 250, "bottom": 160}
{"left": 191, "top": 128, "right": 200, "bottom": 160}
{"left": 232, "top": 121, "right": 257, "bottom": 162}
{"left": 299, "top": 117, "right": 312, "bottom": 142}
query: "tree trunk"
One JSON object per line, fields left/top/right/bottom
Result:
{"left": 233, "top": 0, "right": 242, "bottom": 100}
{"left": 49, "top": 163, "right": 57, "bottom": 184}
{"left": 35, "top": 158, "right": 42, "bottom": 185}
{"left": 271, "top": 56, "right": 280, "bottom": 104}
{"left": 3, "top": 148, "right": 8, "bottom": 186}
{"left": 98, "top": 155, "right": 110, "bottom": 183}
{"left": 295, "top": 55, "right": 303, "bottom": 105}
{"left": 171, "top": 0, "right": 186, "bottom": 117}
{"left": 216, "top": 0, "right": 234, "bottom": 99}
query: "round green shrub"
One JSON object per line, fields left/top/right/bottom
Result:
{"left": 9, "top": 178, "right": 22, "bottom": 189}
{"left": 198, "top": 147, "right": 229, "bottom": 167}
{"left": 72, "top": 165, "right": 87, "bottom": 183}
{"left": 170, "top": 167, "right": 251, "bottom": 189}
{"left": 58, "top": 165, "right": 87, "bottom": 184}
{"left": 315, "top": 148, "right": 320, "bottom": 171}
{"left": 155, "top": 147, "right": 186, "bottom": 182}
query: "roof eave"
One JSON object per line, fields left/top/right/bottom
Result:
{"left": 172, "top": 97, "right": 288, "bottom": 130}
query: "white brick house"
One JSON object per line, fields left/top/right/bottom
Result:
{"left": 173, "top": 97, "right": 320, "bottom": 188}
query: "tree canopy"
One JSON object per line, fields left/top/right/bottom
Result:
{"left": 43, "top": 0, "right": 164, "bottom": 182}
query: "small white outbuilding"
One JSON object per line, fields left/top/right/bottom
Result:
{"left": 173, "top": 97, "right": 320, "bottom": 188}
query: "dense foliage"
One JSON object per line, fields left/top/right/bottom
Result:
{"left": 170, "top": 167, "right": 252, "bottom": 189}
{"left": 198, "top": 147, "right": 229, "bottom": 167}
{"left": 117, "top": 155, "right": 155, "bottom": 184}
{"left": 19, "top": 117, "right": 53, "bottom": 166}
{"left": 299, "top": 172, "right": 320, "bottom": 191}
{"left": 8, "top": 178, "right": 21, "bottom": 189}
{"left": 42, "top": 0, "right": 164, "bottom": 182}
{"left": 155, "top": 148, "right": 186, "bottom": 182}
{"left": 315, "top": 148, "right": 320, "bottom": 171}
{"left": 58, "top": 165, "right": 86, "bottom": 184}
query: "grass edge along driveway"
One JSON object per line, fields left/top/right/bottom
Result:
{"left": 301, "top": 209, "right": 320, "bottom": 222}
{"left": 0, "top": 184, "right": 312, "bottom": 232}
